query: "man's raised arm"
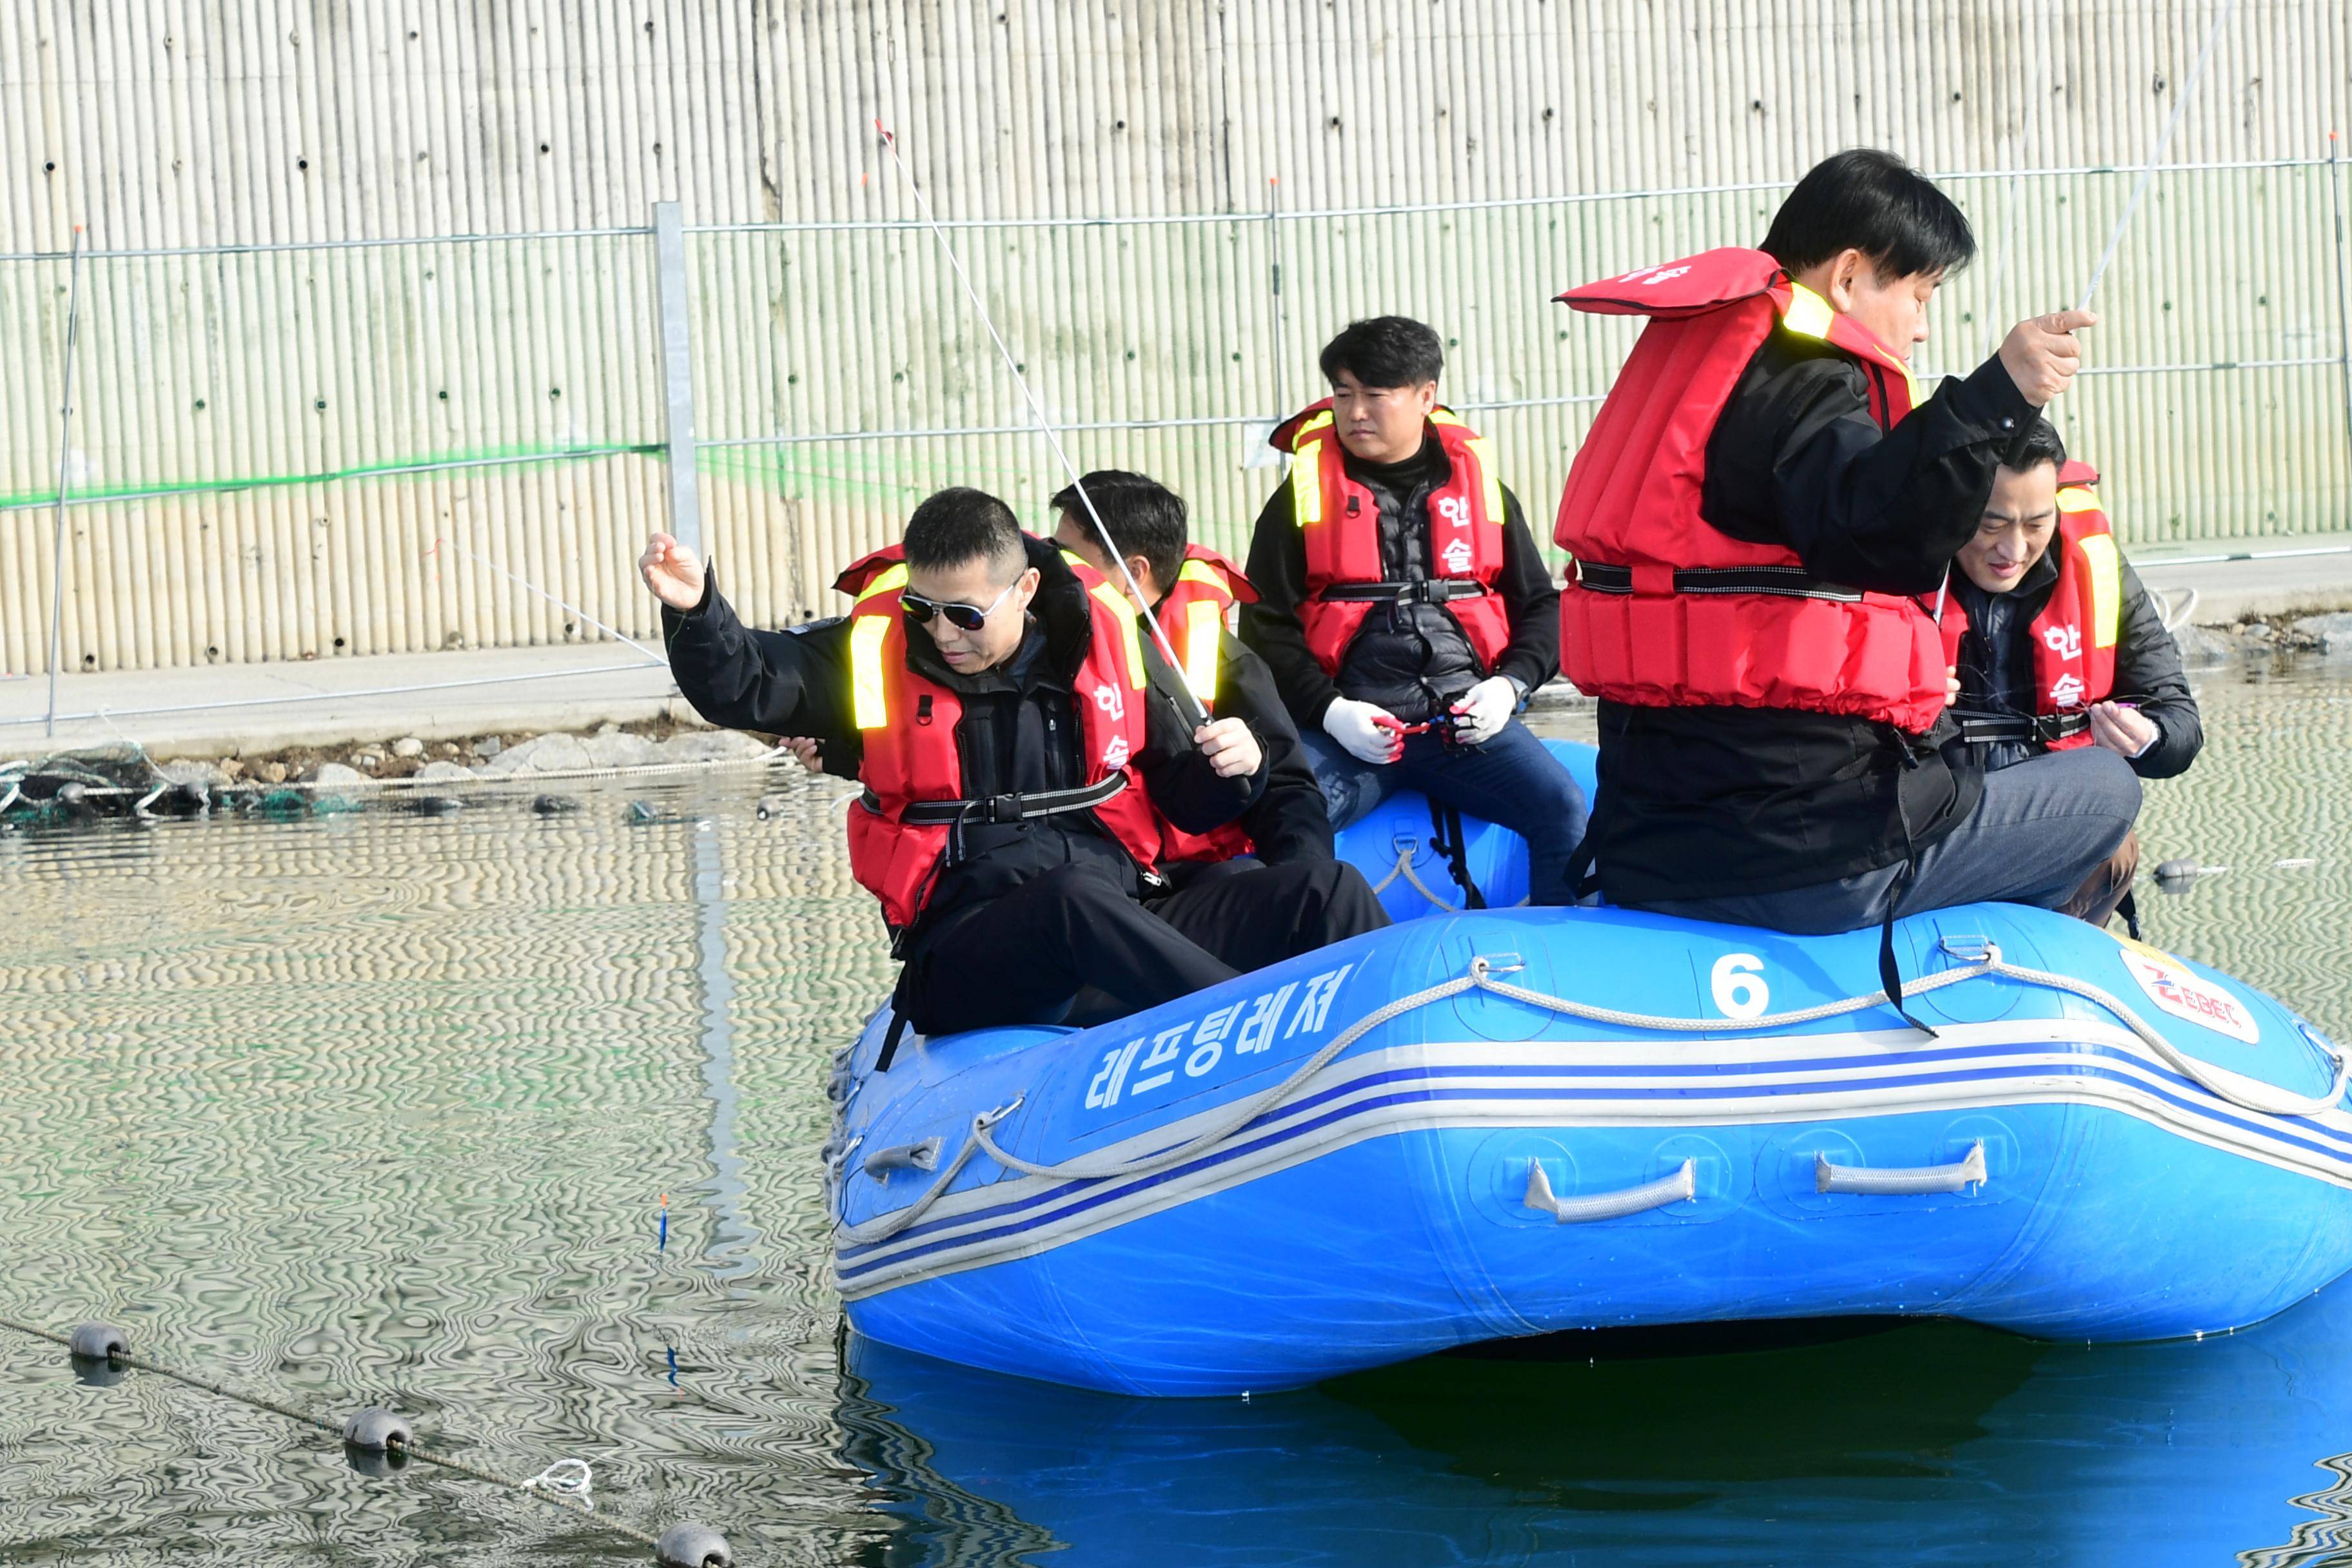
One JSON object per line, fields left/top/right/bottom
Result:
{"left": 640, "top": 532, "right": 854, "bottom": 741}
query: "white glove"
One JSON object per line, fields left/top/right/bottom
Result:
{"left": 1449, "top": 676, "right": 1520, "bottom": 745}
{"left": 1323, "top": 698, "right": 1404, "bottom": 765}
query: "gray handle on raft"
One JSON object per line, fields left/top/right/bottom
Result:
{"left": 864, "top": 1137, "right": 943, "bottom": 1177}
{"left": 1524, "top": 1158, "right": 1696, "bottom": 1224}
{"left": 1816, "top": 1139, "right": 1986, "bottom": 1195}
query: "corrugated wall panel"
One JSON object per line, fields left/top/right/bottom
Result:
{"left": 4, "top": 1, "right": 2351, "bottom": 675}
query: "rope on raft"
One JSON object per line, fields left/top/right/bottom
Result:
{"left": 839, "top": 943, "right": 2351, "bottom": 1247}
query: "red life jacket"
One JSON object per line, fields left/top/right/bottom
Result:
{"left": 1553, "top": 248, "right": 1948, "bottom": 734}
{"left": 1939, "top": 460, "right": 2121, "bottom": 751}
{"left": 1267, "top": 400, "right": 1514, "bottom": 678}
{"left": 834, "top": 541, "right": 1166, "bottom": 929}
{"left": 1153, "top": 545, "right": 1259, "bottom": 865}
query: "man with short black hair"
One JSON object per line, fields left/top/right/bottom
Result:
{"left": 1938, "top": 418, "right": 2202, "bottom": 926}
{"left": 1242, "top": 315, "right": 1589, "bottom": 905}
{"left": 641, "top": 486, "right": 1386, "bottom": 1035}
{"left": 1556, "top": 148, "right": 2136, "bottom": 939}
{"left": 1049, "top": 470, "right": 1337, "bottom": 870}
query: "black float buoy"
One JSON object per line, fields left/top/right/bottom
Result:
{"left": 409, "top": 794, "right": 464, "bottom": 816}
{"left": 2153, "top": 858, "right": 2201, "bottom": 893}
{"left": 531, "top": 794, "right": 580, "bottom": 816}
{"left": 341, "top": 1406, "right": 414, "bottom": 1476}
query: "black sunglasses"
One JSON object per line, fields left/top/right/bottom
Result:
{"left": 900, "top": 580, "right": 1019, "bottom": 633}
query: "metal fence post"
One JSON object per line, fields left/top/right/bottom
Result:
{"left": 44, "top": 226, "right": 84, "bottom": 738}
{"left": 653, "top": 201, "right": 703, "bottom": 558}
{"left": 2329, "top": 133, "right": 2352, "bottom": 519}
{"left": 1267, "top": 177, "right": 1285, "bottom": 424}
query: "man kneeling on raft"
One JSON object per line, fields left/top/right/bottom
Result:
{"left": 1939, "top": 418, "right": 2204, "bottom": 928}
{"left": 1556, "top": 147, "right": 2137, "bottom": 935}
{"left": 641, "top": 487, "right": 1387, "bottom": 1037}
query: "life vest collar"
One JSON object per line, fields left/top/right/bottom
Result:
{"left": 1268, "top": 397, "right": 1477, "bottom": 456}
{"left": 1558, "top": 247, "right": 1918, "bottom": 413}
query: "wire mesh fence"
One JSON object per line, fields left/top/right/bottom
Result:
{"left": 5, "top": 155, "right": 2351, "bottom": 687}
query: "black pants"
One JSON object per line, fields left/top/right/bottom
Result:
{"left": 901, "top": 859, "right": 1390, "bottom": 1035}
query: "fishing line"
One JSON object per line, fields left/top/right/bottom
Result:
{"left": 2077, "top": 0, "right": 2242, "bottom": 314}
{"left": 871, "top": 121, "right": 1211, "bottom": 726}
{"left": 1942, "top": 0, "right": 2242, "bottom": 627}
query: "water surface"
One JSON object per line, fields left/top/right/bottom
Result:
{"left": 1, "top": 670, "right": 2347, "bottom": 1565}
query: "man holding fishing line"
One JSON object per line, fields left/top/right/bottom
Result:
{"left": 640, "top": 488, "right": 1386, "bottom": 1039}
{"left": 1938, "top": 416, "right": 2204, "bottom": 928}
{"left": 1240, "top": 316, "right": 1591, "bottom": 906}
{"left": 1554, "top": 148, "right": 2138, "bottom": 946}
{"left": 1046, "top": 469, "right": 1340, "bottom": 876}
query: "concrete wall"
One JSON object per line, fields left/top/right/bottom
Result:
{"left": 5, "top": 1, "right": 2351, "bottom": 674}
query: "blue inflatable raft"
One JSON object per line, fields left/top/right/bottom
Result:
{"left": 828, "top": 741, "right": 2352, "bottom": 1396}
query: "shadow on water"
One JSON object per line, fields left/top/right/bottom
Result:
{"left": 841, "top": 1281, "right": 2352, "bottom": 1566}
{"left": 1331, "top": 1316, "right": 2047, "bottom": 1498}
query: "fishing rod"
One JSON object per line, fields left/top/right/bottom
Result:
{"left": 1938, "top": 0, "right": 2242, "bottom": 629}
{"left": 872, "top": 120, "right": 1212, "bottom": 727}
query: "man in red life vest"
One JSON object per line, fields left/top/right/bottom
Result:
{"left": 1241, "top": 316, "right": 1589, "bottom": 905}
{"left": 1047, "top": 470, "right": 1338, "bottom": 874}
{"left": 640, "top": 487, "right": 1386, "bottom": 1036}
{"left": 1558, "top": 149, "right": 2140, "bottom": 939}
{"left": 1941, "top": 418, "right": 2203, "bottom": 925}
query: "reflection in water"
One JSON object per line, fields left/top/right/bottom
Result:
{"left": 841, "top": 1288, "right": 2352, "bottom": 1566}
{"left": 0, "top": 667, "right": 2346, "bottom": 1564}
{"left": 693, "top": 821, "right": 756, "bottom": 1279}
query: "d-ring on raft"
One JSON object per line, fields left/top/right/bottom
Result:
{"left": 829, "top": 739, "right": 2352, "bottom": 1396}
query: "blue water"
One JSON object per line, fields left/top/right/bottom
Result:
{"left": 0, "top": 669, "right": 2347, "bottom": 1564}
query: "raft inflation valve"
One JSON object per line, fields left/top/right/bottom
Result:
{"left": 655, "top": 1520, "right": 734, "bottom": 1568}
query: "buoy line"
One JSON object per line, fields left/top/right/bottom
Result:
{"left": 0, "top": 1315, "right": 732, "bottom": 1567}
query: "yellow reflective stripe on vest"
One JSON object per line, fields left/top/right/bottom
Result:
{"left": 849, "top": 613, "right": 892, "bottom": 729}
{"left": 1291, "top": 436, "right": 1324, "bottom": 527}
{"left": 1182, "top": 599, "right": 1222, "bottom": 701}
{"left": 1177, "top": 558, "right": 1226, "bottom": 589}
{"left": 2056, "top": 485, "right": 2102, "bottom": 514}
{"left": 1465, "top": 434, "right": 1505, "bottom": 525}
{"left": 1090, "top": 581, "right": 1150, "bottom": 689}
{"left": 854, "top": 561, "right": 910, "bottom": 603}
{"left": 2077, "top": 531, "right": 2121, "bottom": 651}
{"left": 1781, "top": 281, "right": 1836, "bottom": 340}
{"left": 1778, "top": 282, "right": 1920, "bottom": 413}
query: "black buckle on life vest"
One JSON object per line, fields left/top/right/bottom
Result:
{"left": 1954, "top": 709, "right": 2092, "bottom": 747}
{"left": 1318, "top": 579, "right": 1489, "bottom": 604}
{"left": 1574, "top": 561, "right": 1865, "bottom": 602}
{"left": 896, "top": 773, "right": 1129, "bottom": 828}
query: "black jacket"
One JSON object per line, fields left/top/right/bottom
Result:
{"left": 1240, "top": 436, "right": 1560, "bottom": 727}
{"left": 660, "top": 538, "right": 1262, "bottom": 941}
{"left": 1592, "top": 332, "right": 2038, "bottom": 907}
{"left": 1950, "top": 551, "right": 2202, "bottom": 778}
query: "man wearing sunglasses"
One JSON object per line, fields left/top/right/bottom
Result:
{"left": 642, "top": 487, "right": 1387, "bottom": 1037}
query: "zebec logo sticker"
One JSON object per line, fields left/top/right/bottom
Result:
{"left": 2121, "top": 950, "right": 2261, "bottom": 1045}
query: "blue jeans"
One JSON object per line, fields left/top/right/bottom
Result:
{"left": 1301, "top": 718, "right": 1590, "bottom": 906}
